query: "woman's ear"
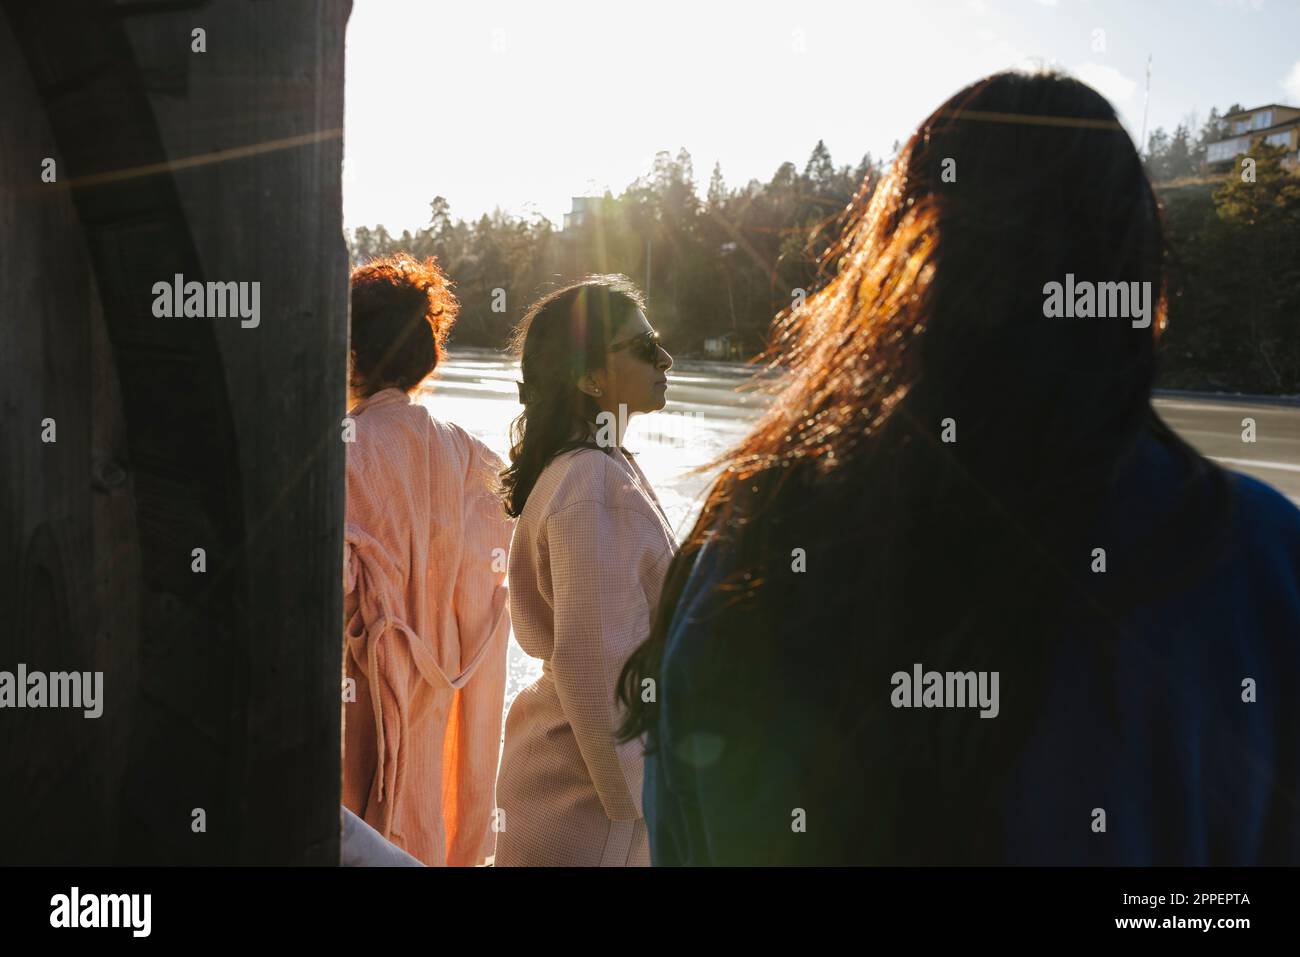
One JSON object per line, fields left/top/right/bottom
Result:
{"left": 577, "top": 371, "right": 605, "bottom": 398}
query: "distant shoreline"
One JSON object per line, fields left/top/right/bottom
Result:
{"left": 447, "top": 345, "right": 1300, "bottom": 404}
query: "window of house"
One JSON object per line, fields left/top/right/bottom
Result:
{"left": 1207, "top": 137, "right": 1249, "bottom": 162}
{"left": 1253, "top": 110, "right": 1274, "bottom": 130}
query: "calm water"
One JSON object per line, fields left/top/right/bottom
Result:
{"left": 416, "top": 348, "right": 771, "bottom": 706}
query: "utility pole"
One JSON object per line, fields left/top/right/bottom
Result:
{"left": 1140, "top": 55, "right": 1153, "bottom": 155}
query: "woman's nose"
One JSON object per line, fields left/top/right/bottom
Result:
{"left": 657, "top": 347, "right": 673, "bottom": 371}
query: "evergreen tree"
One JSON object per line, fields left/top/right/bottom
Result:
{"left": 803, "top": 139, "right": 835, "bottom": 192}
{"left": 707, "top": 162, "right": 727, "bottom": 207}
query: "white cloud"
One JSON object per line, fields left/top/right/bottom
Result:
{"left": 1283, "top": 60, "right": 1300, "bottom": 104}
{"left": 1074, "top": 61, "right": 1138, "bottom": 105}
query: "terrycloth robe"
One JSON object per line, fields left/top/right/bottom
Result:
{"left": 342, "top": 388, "right": 512, "bottom": 866}
{"left": 495, "top": 446, "right": 676, "bottom": 866}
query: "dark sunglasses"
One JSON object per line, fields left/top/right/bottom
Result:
{"left": 608, "top": 329, "right": 662, "bottom": 364}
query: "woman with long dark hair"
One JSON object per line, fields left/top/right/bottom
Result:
{"left": 494, "top": 275, "right": 675, "bottom": 866}
{"left": 618, "top": 70, "right": 1300, "bottom": 865}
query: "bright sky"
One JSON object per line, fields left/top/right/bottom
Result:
{"left": 343, "top": 0, "right": 1300, "bottom": 233}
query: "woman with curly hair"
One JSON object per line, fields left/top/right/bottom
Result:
{"left": 342, "top": 253, "right": 512, "bottom": 866}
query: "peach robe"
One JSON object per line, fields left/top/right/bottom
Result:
{"left": 342, "top": 388, "right": 512, "bottom": 867}
{"left": 495, "top": 446, "right": 676, "bottom": 866}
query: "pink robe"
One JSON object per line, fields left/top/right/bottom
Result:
{"left": 495, "top": 446, "right": 676, "bottom": 866}
{"left": 342, "top": 388, "right": 512, "bottom": 866}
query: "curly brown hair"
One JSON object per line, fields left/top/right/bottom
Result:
{"left": 349, "top": 253, "right": 458, "bottom": 397}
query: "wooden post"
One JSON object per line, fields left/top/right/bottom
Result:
{"left": 0, "top": 0, "right": 350, "bottom": 864}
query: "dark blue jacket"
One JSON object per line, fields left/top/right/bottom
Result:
{"left": 644, "top": 436, "right": 1300, "bottom": 865}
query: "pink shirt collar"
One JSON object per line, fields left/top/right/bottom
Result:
{"left": 349, "top": 387, "right": 411, "bottom": 416}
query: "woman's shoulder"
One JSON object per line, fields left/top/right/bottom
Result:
{"left": 1223, "top": 469, "right": 1300, "bottom": 589}
{"left": 430, "top": 417, "right": 504, "bottom": 474}
{"left": 530, "top": 446, "right": 654, "bottom": 520}
{"left": 349, "top": 393, "right": 502, "bottom": 486}
{"left": 1227, "top": 469, "right": 1300, "bottom": 538}
{"left": 346, "top": 391, "right": 420, "bottom": 472}
{"left": 348, "top": 389, "right": 432, "bottom": 448}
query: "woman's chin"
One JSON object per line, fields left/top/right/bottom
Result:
{"left": 626, "top": 396, "right": 667, "bottom": 416}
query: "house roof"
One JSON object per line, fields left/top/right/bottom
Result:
{"left": 1224, "top": 104, "right": 1299, "bottom": 119}
{"left": 1209, "top": 113, "right": 1300, "bottom": 144}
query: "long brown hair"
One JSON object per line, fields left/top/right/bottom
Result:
{"left": 616, "top": 71, "right": 1227, "bottom": 861}
{"left": 499, "top": 275, "right": 645, "bottom": 518}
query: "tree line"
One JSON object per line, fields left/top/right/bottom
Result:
{"left": 349, "top": 129, "right": 1300, "bottom": 395}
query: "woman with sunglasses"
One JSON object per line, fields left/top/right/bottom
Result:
{"left": 494, "top": 274, "right": 674, "bottom": 866}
